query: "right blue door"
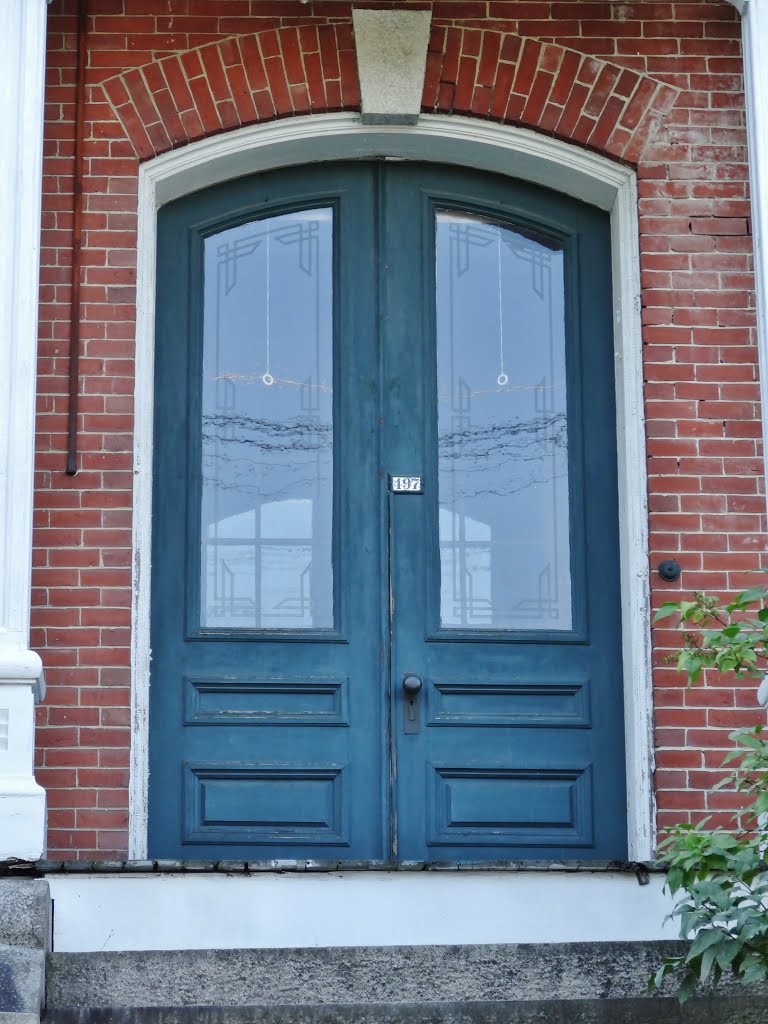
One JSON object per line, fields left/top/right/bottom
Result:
{"left": 150, "top": 161, "right": 626, "bottom": 861}
{"left": 383, "top": 165, "right": 626, "bottom": 860}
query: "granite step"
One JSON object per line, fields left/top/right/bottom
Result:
{"left": 43, "top": 942, "right": 768, "bottom": 1024}
{"left": 40, "top": 995, "right": 768, "bottom": 1024}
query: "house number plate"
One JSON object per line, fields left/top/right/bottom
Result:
{"left": 390, "top": 475, "right": 423, "bottom": 493}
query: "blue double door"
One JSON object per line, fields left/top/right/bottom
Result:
{"left": 150, "top": 162, "right": 627, "bottom": 861}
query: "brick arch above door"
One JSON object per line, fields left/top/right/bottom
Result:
{"left": 101, "top": 25, "right": 680, "bottom": 164}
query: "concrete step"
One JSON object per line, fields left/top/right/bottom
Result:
{"left": 43, "top": 942, "right": 768, "bottom": 1023}
{"left": 40, "top": 996, "right": 768, "bottom": 1024}
{"left": 47, "top": 942, "right": 685, "bottom": 1007}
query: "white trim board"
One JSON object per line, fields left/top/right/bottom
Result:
{"left": 48, "top": 871, "right": 676, "bottom": 952}
{"left": 0, "top": 0, "right": 49, "bottom": 862}
{"left": 130, "top": 112, "right": 653, "bottom": 861}
{"left": 739, "top": 0, "right": 768, "bottom": 520}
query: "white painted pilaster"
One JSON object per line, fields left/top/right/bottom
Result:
{"left": 0, "top": 0, "right": 49, "bottom": 860}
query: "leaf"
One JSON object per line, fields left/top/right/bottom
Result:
{"left": 688, "top": 927, "right": 728, "bottom": 956}
{"left": 700, "top": 945, "right": 719, "bottom": 982}
{"left": 680, "top": 601, "right": 701, "bottom": 621}
{"left": 736, "top": 732, "right": 766, "bottom": 751}
{"left": 654, "top": 603, "right": 684, "bottom": 623}
{"left": 714, "top": 940, "right": 742, "bottom": 970}
{"left": 709, "top": 833, "right": 741, "bottom": 850}
{"left": 739, "top": 954, "right": 768, "bottom": 984}
{"left": 649, "top": 958, "right": 683, "bottom": 993}
{"left": 678, "top": 972, "right": 699, "bottom": 1005}
{"left": 666, "top": 866, "right": 683, "bottom": 896}
{"left": 736, "top": 586, "right": 768, "bottom": 607}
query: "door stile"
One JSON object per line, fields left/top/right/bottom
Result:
{"left": 372, "top": 163, "right": 397, "bottom": 862}
{"left": 385, "top": 487, "right": 396, "bottom": 859}
{"left": 379, "top": 167, "right": 431, "bottom": 863}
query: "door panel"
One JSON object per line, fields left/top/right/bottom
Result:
{"left": 150, "top": 161, "right": 626, "bottom": 862}
{"left": 150, "top": 165, "right": 387, "bottom": 858}
{"left": 383, "top": 165, "right": 626, "bottom": 860}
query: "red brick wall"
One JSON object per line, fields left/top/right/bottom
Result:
{"left": 36, "top": 0, "right": 760, "bottom": 858}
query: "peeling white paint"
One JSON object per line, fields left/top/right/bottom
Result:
{"left": 48, "top": 871, "right": 678, "bottom": 953}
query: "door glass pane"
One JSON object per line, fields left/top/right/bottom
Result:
{"left": 436, "top": 211, "right": 571, "bottom": 630}
{"left": 200, "top": 208, "right": 334, "bottom": 629}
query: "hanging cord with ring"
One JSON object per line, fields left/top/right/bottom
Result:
{"left": 496, "top": 229, "right": 508, "bottom": 388}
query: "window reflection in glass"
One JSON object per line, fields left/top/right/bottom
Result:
{"left": 200, "top": 209, "right": 334, "bottom": 629}
{"left": 436, "top": 211, "right": 572, "bottom": 630}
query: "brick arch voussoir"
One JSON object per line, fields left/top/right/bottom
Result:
{"left": 102, "top": 24, "right": 360, "bottom": 160}
{"left": 104, "top": 24, "right": 679, "bottom": 166}
{"left": 423, "top": 27, "right": 680, "bottom": 163}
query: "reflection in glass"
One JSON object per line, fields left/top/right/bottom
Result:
{"left": 436, "top": 211, "right": 571, "bottom": 630}
{"left": 200, "top": 209, "right": 333, "bottom": 629}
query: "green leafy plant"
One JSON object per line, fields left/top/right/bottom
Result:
{"left": 655, "top": 585, "right": 768, "bottom": 685}
{"left": 649, "top": 584, "right": 768, "bottom": 1002}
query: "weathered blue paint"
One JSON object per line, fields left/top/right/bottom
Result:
{"left": 151, "top": 165, "right": 386, "bottom": 858}
{"left": 149, "top": 162, "right": 626, "bottom": 860}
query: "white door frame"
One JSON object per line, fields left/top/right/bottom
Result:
{"left": 129, "top": 112, "right": 653, "bottom": 861}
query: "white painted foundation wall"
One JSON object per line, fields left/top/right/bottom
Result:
{"left": 47, "top": 872, "right": 677, "bottom": 952}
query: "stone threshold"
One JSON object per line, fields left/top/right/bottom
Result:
{"left": 0, "top": 859, "right": 662, "bottom": 881}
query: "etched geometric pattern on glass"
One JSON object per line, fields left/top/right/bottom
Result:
{"left": 436, "top": 211, "right": 572, "bottom": 630}
{"left": 200, "top": 209, "right": 334, "bottom": 629}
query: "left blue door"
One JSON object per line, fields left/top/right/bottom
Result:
{"left": 150, "top": 164, "right": 388, "bottom": 858}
